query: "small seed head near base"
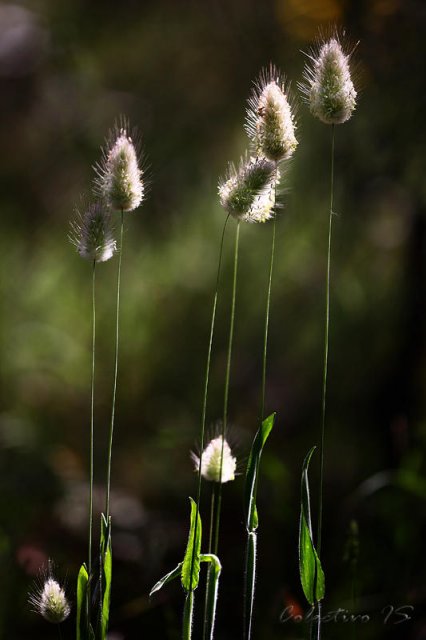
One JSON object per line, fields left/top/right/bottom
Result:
{"left": 29, "top": 576, "right": 71, "bottom": 624}
{"left": 192, "top": 436, "right": 237, "bottom": 483}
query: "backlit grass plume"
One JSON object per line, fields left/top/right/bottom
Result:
{"left": 70, "top": 200, "right": 116, "bottom": 263}
{"left": 95, "top": 118, "right": 144, "bottom": 212}
{"left": 246, "top": 65, "right": 298, "bottom": 162}
{"left": 300, "top": 34, "right": 357, "bottom": 125}
{"left": 29, "top": 574, "right": 70, "bottom": 624}
{"left": 191, "top": 436, "right": 237, "bottom": 484}
{"left": 219, "top": 156, "right": 278, "bottom": 223}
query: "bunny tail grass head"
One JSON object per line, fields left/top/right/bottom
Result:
{"left": 300, "top": 32, "right": 357, "bottom": 125}
{"left": 29, "top": 573, "right": 71, "bottom": 624}
{"left": 70, "top": 200, "right": 116, "bottom": 263}
{"left": 219, "top": 155, "right": 278, "bottom": 223}
{"left": 191, "top": 436, "right": 237, "bottom": 483}
{"left": 95, "top": 116, "right": 144, "bottom": 212}
{"left": 246, "top": 65, "right": 298, "bottom": 162}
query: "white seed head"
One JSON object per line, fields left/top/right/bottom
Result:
{"left": 29, "top": 577, "right": 71, "bottom": 624}
{"left": 219, "top": 155, "right": 278, "bottom": 223}
{"left": 301, "top": 36, "right": 357, "bottom": 125}
{"left": 192, "top": 436, "right": 237, "bottom": 483}
{"left": 95, "top": 119, "right": 144, "bottom": 212}
{"left": 246, "top": 67, "right": 298, "bottom": 162}
{"left": 70, "top": 201, "right": 116, "bottom": 263}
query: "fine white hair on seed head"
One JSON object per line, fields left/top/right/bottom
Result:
{"left": 299, "top": 30, "right": 358, "bottom": 125}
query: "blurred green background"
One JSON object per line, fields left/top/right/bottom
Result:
{"left": 0, "top": 0, "right": 425, "bottom": 638}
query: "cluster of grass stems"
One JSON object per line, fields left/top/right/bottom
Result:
{"left": 30, "top": 28, "right": 358, "bottom": 640}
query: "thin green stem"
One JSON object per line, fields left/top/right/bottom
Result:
{"left": 214, "top": 220, "right": 240, "bottom": 555}
{"left": 315, "top": 124, "right": 335, "bottom": 640}
{"left": 243, "top": 531, "right": 257, "bottom": 640}
{"left": 105, "top": 210, "right": 124, "bottom": 519}
{"left": 188, "top": 215, "right": 229, "bottom": 597}
{"left": 208, "top": 485, "right": 217, "bottom": 554}
{"left": 316, "top": 600, "right": 322, "bottom": 640}
{"left": 260, "top": 210, "right": 277, "bottom": 421}
{"left": 183, "top": 590, "right": 194, "bottom": 640}
{"left": 244, "top": 207, "right": 277, "bottom": 640}
{"left": 87, "top": 259, "right": 96, "bottom": 620}
{"left": 203, "top": 484, "right": 218, "bottom": 640}
{"left": 317, "top": 124, "right": 335, "bottom": 557}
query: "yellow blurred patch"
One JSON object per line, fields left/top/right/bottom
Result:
{"left": 276, "top": 0, "right": 343, "bottom": 40}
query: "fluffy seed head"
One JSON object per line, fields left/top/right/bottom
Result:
{"left": 95, "top": 118, "right": 144, "bottom": 212}
{"left": 191, "top": 436, "right": 237, "bottom": 483}
{"left": 70, "top": 200, "right": 116, "bottom": 263}
{"left": 29, "top": 577, "right": 71, "bottom": 624}
{"left": 301, "top": 36, "right": 357, "bottom": 125}
{"left": 219, "top": 155, "right": 278, "bottom": 223}
{"left": 246, "top": 66, "right": 298, "bottom": 162}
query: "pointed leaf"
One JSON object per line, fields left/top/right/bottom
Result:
{"left": 99, "top": 514, "right": 112, "bottom": 640}
{"left": 244, "top": 412, "right": 276, "bottom": 531}
{"left": 149, "top": 563, "right": 183, "bottom": 597}
{"left": 298, "top": 447, "right": 325, "bottom": 605}
{"left": 76, "top": 563, "right": 88, "bottom": 640}
{"left": 181, "top": 497, "right": 202, "bottom": 592}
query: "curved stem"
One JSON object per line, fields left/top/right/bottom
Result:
{"left": 260, "top": 211, "right": 277, "bottom": 421}
{"left": 214, "top": 220, "right": 240, "bottom": 555}
{"left": 188, "top": 215, "right": 229, "bottom": 596}
{"left": 105, "top": 210, "right": 124, "bottom": 519}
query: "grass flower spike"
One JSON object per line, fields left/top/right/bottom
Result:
{"left": 301, "top": 35, "right": 357, "bottom": 125}
{"left": 219, "top": 156, "right": 278, "bottom": 223}
{"left": 192, "top": 436, "right": 237, "bottom": 483}
{"left": 70, "top": 201, "right": 116, "bottom": 263}
{"left": 96, "top": 119, "right": 144, "bottom": 212}
{"left": 30, "top": 576, "right": 70, "bottom": 624}
{"left": 246, "top": 66, "right": 298, "bottom": 162}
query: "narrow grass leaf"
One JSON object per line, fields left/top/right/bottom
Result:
{"left": 200, "top": 554, "right": 222, "bottom": 640}
{"left": 100, "top": 514, "right": 112, "bottom": 640}
{"left": 76, "top": 563, "right": 88, "bottom": 640}
{"left": 245, "top": 412, "right": 276, "bottom": 531}
{"left": 149, "top": 563, "right": 183, "bottom": 597}
{"left": 299, "top": 447, "right": 325, "bottom": 605}
{"left": 181, "top": 497, "right": 202, "bottom": 592}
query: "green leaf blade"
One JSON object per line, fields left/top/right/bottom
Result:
{"left": 244, "top": 412, "right": 276, "bottom": 532}
{"left": 149, "top": 563, "right": 182, "bottom": 597}
{"left": 298, "top": 447, "right": 325, "bottom": 605}
{"left": 76, "top": 563, "right": 88, "bottom": 640}
{"left": 181, "top": 497, "right": 202, "bottom": 592}
{"left": 100, "top": 514, "right": 112, "bottom": 640}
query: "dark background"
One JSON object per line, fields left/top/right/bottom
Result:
{"left": 0, "top": 0, "right": 425, "bottom": 638}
